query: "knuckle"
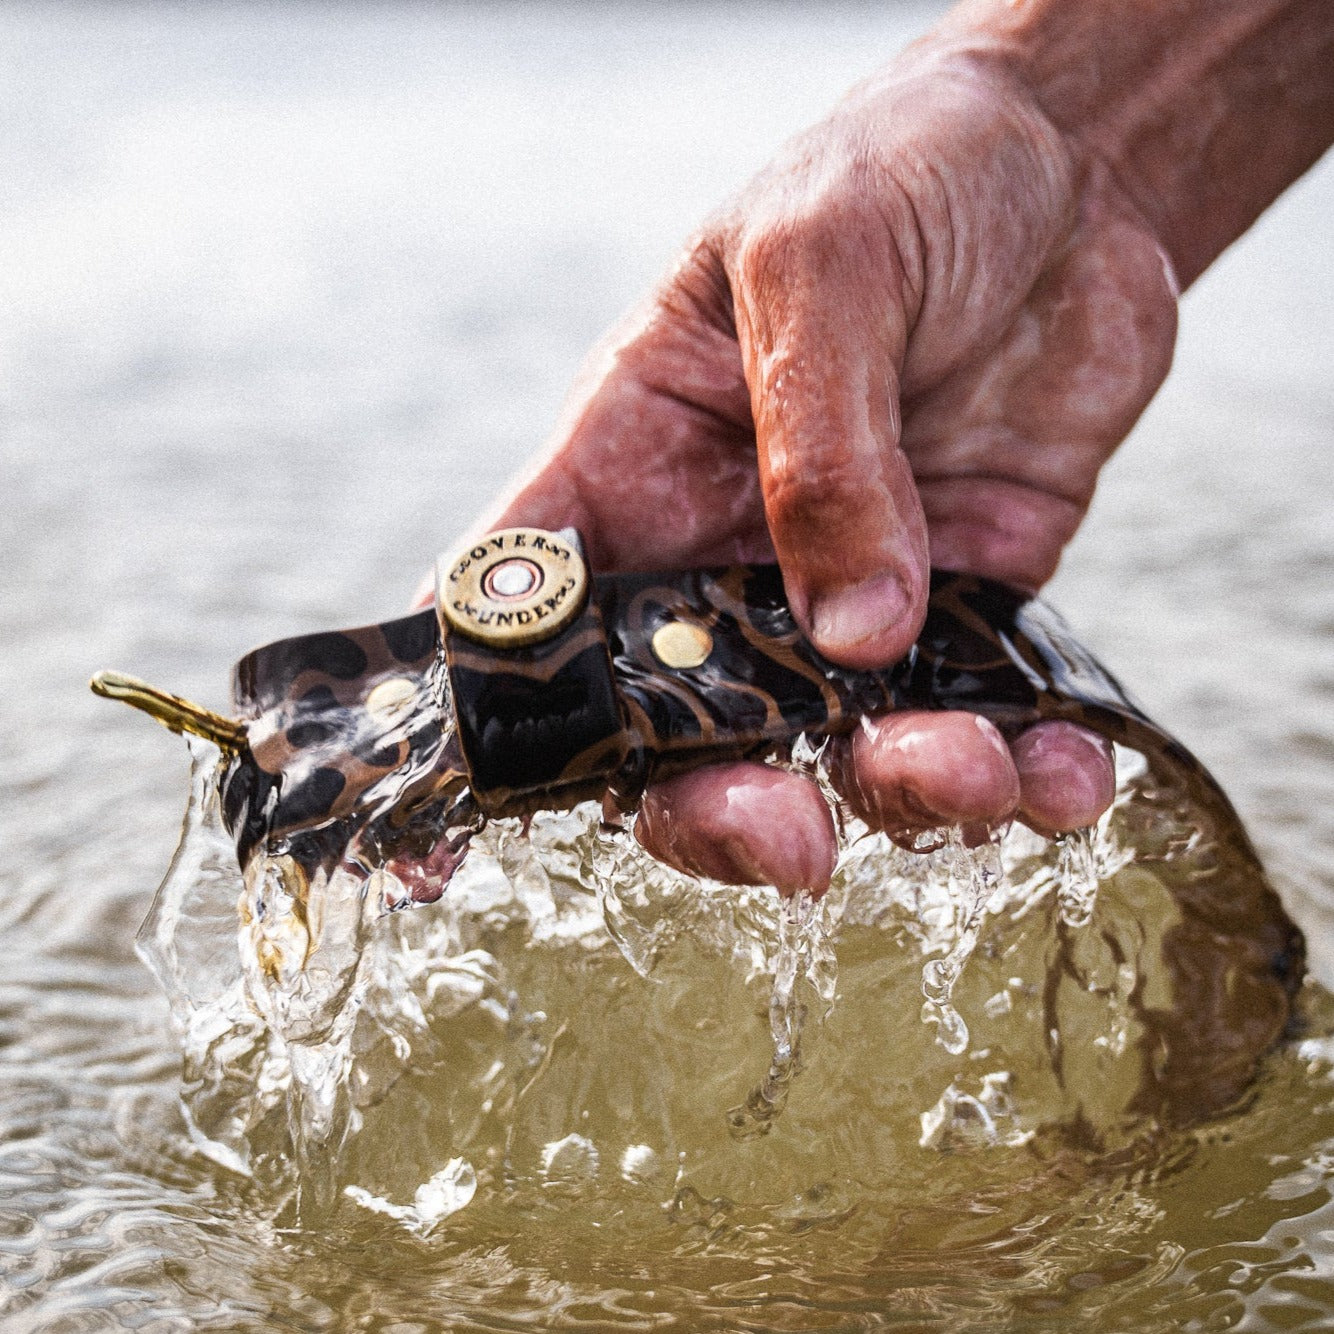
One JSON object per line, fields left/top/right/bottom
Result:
{"left": 735, "top": 181, "right": 875, "bottom": 291}
{"left": 765, "top": 442, "right": 871, "bottom": 534}
{"left": 736, "top": 214, "right": 820, "bottom": 289}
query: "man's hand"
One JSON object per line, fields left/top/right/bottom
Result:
{"left": 461, "top": 0, "right": 1333, "bottom": 895}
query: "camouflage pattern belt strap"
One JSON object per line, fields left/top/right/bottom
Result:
{"left": 206, "top": 527, "right": 1198, "bottom": 879}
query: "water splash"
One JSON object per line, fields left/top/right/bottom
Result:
{"left": 918, "top": 1071, "right": 1033, "bottom": 1151}
{"left": 1057, "top": 827, "right": 1101, "bottom": 928}
{"left": 139, "top": 742, "right": 494, "bottom": 1214}
{"left": 578, "top": 810, "right": 840, "bottom": 1139}
{"left": 920, "top": 832, "right": 1006, "bottom": 1056}
{"left": 140, "top": 732, "right": 1159, "bottom": 1222}
{"left": 541, "top": 1133, "right": 600, "bottom": 1193}
{"left": 726, "top": 892, "right": 836, "bottom": 1140}
{"left": 344, "top": 1158, "right": 477, "bottom": 1236}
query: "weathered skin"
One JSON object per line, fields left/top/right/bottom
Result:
{"left": 477, "top": 0, "right": 1333, "bottom": 896}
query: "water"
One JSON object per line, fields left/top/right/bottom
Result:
{"left": 4, "top": 1, "right": 1334, "bottom": 1328}
{"left": 918, "top": 831, "right": 1006, "bottom": 1056}
{"left": 84, "top": 729, "right": 1303, "bottom": 1329}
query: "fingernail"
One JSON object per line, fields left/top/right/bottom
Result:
{"left": 810, "top": 573, "right": 910, "bottom": 660}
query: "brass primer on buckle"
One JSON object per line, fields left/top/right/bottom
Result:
{"left": 436, "top": 527, "right": 589, "bottom": 649}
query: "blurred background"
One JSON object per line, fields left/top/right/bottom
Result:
{"left": 0, "top": 3, "right": 1331, "bottom": 1324}
{"left": 3, "top": 0, "right": 1330, "bottom": 952}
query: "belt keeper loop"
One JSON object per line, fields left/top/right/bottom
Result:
{"left": 435, "top": 528, "right": 628, "bottom": 814}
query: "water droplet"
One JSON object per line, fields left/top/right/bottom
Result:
{"left": 344, "top": 1157, "right": 477, "bottom": 1235}
{"left": 1057, "top": 826, "right": 1101, "bottom": 928}
{"left": 541, "top": 1133, "right": 600, "bottom": 1191}
{"left": 619, "top": 1143, "right": 661, "bottom": 1187}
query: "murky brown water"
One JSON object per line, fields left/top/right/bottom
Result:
{"left": 3, "top": 3, "right": 1333, "bottom": 1329}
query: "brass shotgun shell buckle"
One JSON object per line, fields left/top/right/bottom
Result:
{"left": 436, "top": 527, "right": 590, "bottom": 648}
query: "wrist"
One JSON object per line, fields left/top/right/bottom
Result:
{"left": 927, "top": 0, "right": 1334, "bottom": 286}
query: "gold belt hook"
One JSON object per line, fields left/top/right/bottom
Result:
{"left": 90, "top": 670, "right": 247, "bottom": 753}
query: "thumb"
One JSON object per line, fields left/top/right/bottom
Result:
{"left": 729, "top": 210, "right": 929, "bottom": 669}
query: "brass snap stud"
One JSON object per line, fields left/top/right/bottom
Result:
{"left": 436, "top": 527, "right": 589, "bottom": 648}
{"left": 364, "top": 676, "right": 418, "bottom": 720}
{"left": 651, "top": 619, "right": 714, "bottom": 670}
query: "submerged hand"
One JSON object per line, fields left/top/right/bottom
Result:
{"left": 468, "top": 0, "right": 1333, "bottom": 894}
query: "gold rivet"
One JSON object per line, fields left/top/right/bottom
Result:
{"left": 651, "top": 619, "right": 713, "bottom": 670}
{"left": 436, "top": 528, "right": 589, "bottom": 649}
{"left": 365, "top": 676, "right": 417, "bottom": 718}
